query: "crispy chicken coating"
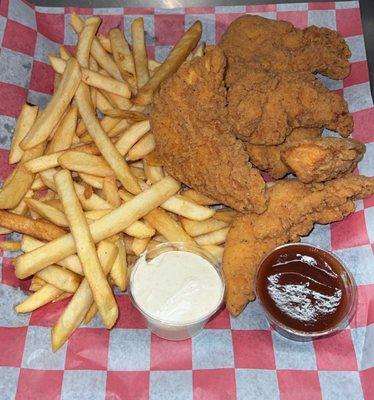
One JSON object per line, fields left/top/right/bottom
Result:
{"left": 245, "top": 128, "right": 322, "bottom": 179}
{"left": 227, "top": 68, "right": 353, "bottom": 144}
{"left": 219, "top": 15, "right": 351, "bottom": 83}
{"left": 282, "top": 137, "right": 365, "bottom": 183}
{"left": 151, "top": 47, "right": 267, "bottom": 213}
{"left": 246, "top": 129, "right": 365, "bottom": 182}
{"left": 223, "top": 174, "right": 374, "bottom": 316}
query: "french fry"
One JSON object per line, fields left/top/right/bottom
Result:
{"left": 25, "top": 198, "right": 68, "bottom": 227}
{"left": 53, "top": 292, "right": 72, "bottom": 302}
{"left": 181, "top": 218, "right": 228, "bottom": 237}
{"left": 131, "top": 18, "right": 149, "bottom": 88}
{"left": 79, "top": 173, "right": 104, "bottom": 189}
{"left": 15, "top": 176, "right": 180, "bottom": 278}
{"left": 143, "top": 159, "right": 164, "bottom": 183}
{"left": 20, "top": 58, "right": 81, "bottom": 150}
{"left": 76, "top": 16, "right": 101, "bottom": 69}
{"left": 0, "top": 142, "right": 45, "bottom": 209}
{"left": 37, "top": 265, "right": 81, "bottom": 293}
{"left": 181, "top": 189, "right": 218, "bottom": 206}
{"left": 144, "top": 208, "right": 195, "bottom": 244}
{"left": 134, "top": 21, "right": 202, "bottom": 105}
{"left": 201, "top": 244, "right": 224, "bottom": 263}
{"left": 106, "top": 118, "right": 131, "bottom": 137}
{"left": 85, "top": 201, "right": 155, "bottom": 239}
{"left": 75, "top": 81, "right": 140, "bottom": 194}
{"left": 194, "top": 227, "right": 230, "bottom": 246}
{"left": 127, "top": 133, "right": 155, "bottom": 161}
{"left": 16, "top": 284, "right": 64, "bottom": 313}
{"left": 31, "top": 175, "right": 45, "bottom": 191}
{"left": 58, "top": 151, "right": 115, "bottom": 177}
{"left": 96, "top": 90, "right": 114, "bottom": 113}
{"left": 46, "top": 106, "right": 78, "bottom": 154}
{"left": 29, "top": 276, "right": 46, "bottom": 292}
{"left": 51, "top": 239, "right": 118, "bottom": 351}
{"left": 114, "top": 120, "right": 150, "bottom": 156}
{"left": 212, "top": 208, "right": 237, "bottom": 224}
{"left": 161, "top": 194, "right": 215, "bottom": 221}
{"left": 132, "top": 237, "right": 150, "bottom": 256}
{"left": 103, "top": 176, "right": 121, "bottom": 207}
{"left": 0, "top": 210, "right": 66, "bottom": 241}
{"left": 54, "top": 169, "right": 118, "bottom": 329}
{"left": 109, "top": 28, "right": 135, "bottom": 76}
{"left": 70, "top": 12, "right": 122, "bottom": 81}
{"left": 49, "top": 56, "right": 131, "bottom": 98}
{"left": 84, "top": 302, "right": 98, "bottom": 324}
{"left": 45, "top": 199, "right": 64, "bottom": 211}
{"left": 0, "top": 241, "right": 21, "bottom": 251}
{"left": 110, "top": 234, "right": 127, "bottom": 291}
{"left": 98, "top": 34, "right": 112, "bottom": 53}
{"left": 60, "top": 45, "right": 72, "bottom": 60}
{"left": 193, "top": 42, "right": 205, "bottom": 58}
{"left": 39, "top": 168, "right": 58, "bottom": 191}
{"left": 148, "top": 59, "right": 161, "bottom": 71}
{"left": 77, "top": 115, "right": 122, "bottom": 137}
{"left": 100, "top": 90, "right": 132, "bottom": 111}
{"left": 130, "top": 166, "right": 146, "bottom": 180}
{"left": 101, "top": 109, "right": 147, "bottom": 121}
{"left": 21, "top": 235, "right": 83, "bottom": 275}
{"left": 74, "top": 182, "right": 112, "bottom": 211}
{"left": 9, "top": 104, "right": 39, "bottom": 164}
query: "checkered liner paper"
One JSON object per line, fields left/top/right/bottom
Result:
{"left": 0, "top": 0, "right": 373, "bottom": 399}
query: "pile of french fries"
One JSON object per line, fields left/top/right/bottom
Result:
{"left": 0, "top": 13, "right": 237, "bottom": 351}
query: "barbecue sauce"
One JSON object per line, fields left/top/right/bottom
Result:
{"left": 256, "top": 244, "right": 349, "bottom": 333}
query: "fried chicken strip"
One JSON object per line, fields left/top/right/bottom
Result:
{"left": 246, "top": 128, "right": 322, "bottom": 179}
{"left": 227, "top": 69, "right": 353, "bottom": 144}
{"left": 151, "top": 47, "right": 267, "bottom": 213}
{"left": 219, "top": 15, "right": 351, "bottom": 83}
{"left": 246, "top": 129, "right": 365, "bottom": 182}
{"left": 223, "top": 174, "right": 374, "bottom": 316}
{"left": 282, "top": 137, "right": 365, "bottom": 183}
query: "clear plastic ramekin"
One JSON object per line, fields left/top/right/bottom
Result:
{"left": 128, "top": 242, "right": 225, "bottom": 341}
{"left": 255, "top": 243, "right": 358, "bottom": 341}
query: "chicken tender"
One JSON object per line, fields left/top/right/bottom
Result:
{"left": 282, "top": 137, "right": 365, "bottom": 183}
{"left": 246, "top": 129, "right": 365, "bottom": 182}
{"left": 151, "top": 47, "right": 267, "bottom": 213}
{"left": 223, "top": 174, "right": 374, "bottom": 316}
{"left": 219, "top": 15, "right": 351, "bottom": 83}
{"left": 227, "top": 68, "right": 353, "bottom": 144}
{"left": 246, "top": 128, "right": 322, "bottom": 179}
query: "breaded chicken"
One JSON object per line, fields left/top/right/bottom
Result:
{"left": 227, "top": 68, "right": 353, "bottom": 144}
{"left": 223, "top": 174, "right": 374, "bottom": 316}
{"left": 282, "top": 137, "right": 365, "bottom": 183}
{"left": 246, "top": 128, "right": 322, "bottom": 179}
{"left": 151, "top": 47, "right": 267, "bottom": 213}
{"left": 246, "top": 129, "right": 365, "bottom": 182}
{"left": 219, "top": 15, "right": 351, "bottom": 83}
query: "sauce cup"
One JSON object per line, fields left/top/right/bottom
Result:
{"left": 255, "top": 243, "right": 358, "bottom": 341}
{"left": 128, "top": 242, "right": 225, "bottom": 341}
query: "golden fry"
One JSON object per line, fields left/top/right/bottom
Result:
{"left": 54, "top": 169, "right": 118, "bottom": 329}
{"left": 131, "top": 18, "right": 149, "bottom": 88}
{"left": 127, "top": 133, "right": 155, "bottom": 161}
{"left": 0, "top": 241, "right": 21, "bottom": 251}
{"left": 0, "top": 210, "right": 65, "bottom": 241}
{"left": 20, "top": 58, "right": 81, "bottom": 150}
{"left": 109, "top": 28, "right": 135, "bottom": 76}
{"left": 15, "top": 176, "right": 180, "bottom": 278}
{"left": 9, "top": 104, "right": 39, "bottom": 164}
{"left": 134, "top": 21, "right": 202, "bottom": 105}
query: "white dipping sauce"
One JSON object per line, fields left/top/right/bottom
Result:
{"left": 131, "top": 251, "right": 224, "bottom": 323}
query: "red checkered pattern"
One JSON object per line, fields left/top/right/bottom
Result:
{"left": 0, "top": 1, "right": 373, "bottom": 399}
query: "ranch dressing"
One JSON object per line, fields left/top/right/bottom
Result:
{"left": 131, "top": 251, "right": 224, "bottom": 324}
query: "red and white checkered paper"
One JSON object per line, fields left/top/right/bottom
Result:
{"left": 0, "top": 1, "right": 373, "bottom": 399}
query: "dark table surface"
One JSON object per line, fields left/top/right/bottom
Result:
{"left": 31, "top": 0, "right": 374, "bottom": 97}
